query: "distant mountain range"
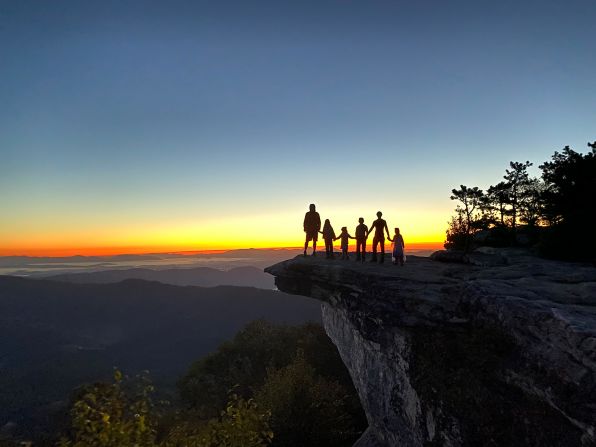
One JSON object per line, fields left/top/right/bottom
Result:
{"left": 0, "top": 248, "right": 303, "bottom": 277}
{"left": 47, "top": 265, "right": 275, "bottom": 289}
{"left": 0, "top": 248, "right": 301, "bottom": 267}
{"left": 0, "top": 275, "right": 320, "bottom": 438}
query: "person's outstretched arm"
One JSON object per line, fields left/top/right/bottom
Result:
{"left": 348, "top": 233, "right": 355, "bottom": 239}
{"left": 384, "top": 221, "right": 390, "bottom": 238}
{"left": 387, "top": 235, "right": 394, "bottom": 242}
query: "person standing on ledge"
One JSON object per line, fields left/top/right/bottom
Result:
{"left": 355, "top": 217, "right": 368, "bottom": 262}
{"left": 320, "top": 219, "right": 336, "bottom": 259}
{"left": 388, "top": 227, "right": 406, "bottom": 266}
{"left": 368, "top": 211, "right": 390, "bottom": 263}
{"left": 303, "top": 203, "right": 321, "bottom": 256}
{"left": 335, "top": 226, "right": 355, "bottom": 260}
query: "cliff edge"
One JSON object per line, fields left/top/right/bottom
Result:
{"left": 265, "top": 251, "right": 596, "bottom": 446}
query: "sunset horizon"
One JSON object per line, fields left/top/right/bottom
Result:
{"left": 3, "top": 2, "right": 594, "bottom": 262}
{"left": 0, "top": 240, "right": 445, "bottom": 258}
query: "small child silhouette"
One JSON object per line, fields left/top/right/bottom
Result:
{"left": 335, "top": 227, "right": 355, "bottom": 260}
{"left": 320, "top": 219, "right": 336, "bottom": 259}
{"left": 387, "top": 227, "right": 405, "bottom": 266}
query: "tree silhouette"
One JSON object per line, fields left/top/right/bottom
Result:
{"left": 539, "top": 143, "right": 596, "bottom": 259}
{"left": 518, "top": 177, "right": 545, "bottom": 227}
{"left": 484, "top": 181, "right": 510, "bottom": 227}
{"left": 449, "top": 185, "right": 484, "bottom": 251}
{"left": 503, "top": 161, "right": 532, "bottom": 230}
{"left": 444, "top": 141, "right": 596, "bottom": 260}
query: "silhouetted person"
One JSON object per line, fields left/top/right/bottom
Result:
{"left": 355, "top": 217, "right": 368, "bottom": 262}
{"left": 335, "top": 227, "right": 354, "bottom": 260}
{"left": 388, "top": 227, "right": 405, "bottom": 266}
{"left": 368, "top": 211, "right": 390, "bottom": 263}
{"left": 320, "top": 219, "right": 336, "bottom": 259}
{"left": 303, "top": 204, "right": 321, "bottom": 256}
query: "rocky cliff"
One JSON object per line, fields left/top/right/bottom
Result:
{"left": 265, "top": 250, "right": 596, "bottom": 446}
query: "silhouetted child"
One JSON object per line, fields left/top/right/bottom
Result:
{"left": 388, "top": 227, "right": 405, "bottom": 266}
{"left": 319, "top": 219, "right": 336, "bottom": 259}
{"left": 335, "top": 227, "right": 354, "bottom": 260}
{"left": 355, "top": 217, "right": 368, "bottom": 262}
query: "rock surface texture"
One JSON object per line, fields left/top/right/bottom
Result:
{"left": 265, "top": 250, "right": 596, "bottom": 446}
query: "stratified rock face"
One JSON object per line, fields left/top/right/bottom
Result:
{"left": 265, "top": 251, "right": 596, "bottom": 446}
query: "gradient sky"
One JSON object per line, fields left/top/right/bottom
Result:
{"left": 1, "top": 0, "right": 595, "bottom": 255}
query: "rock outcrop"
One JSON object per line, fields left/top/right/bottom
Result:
{"left": 265, "top": 250, "right": 596, "bottom": 446}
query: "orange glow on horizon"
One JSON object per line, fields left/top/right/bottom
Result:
{"left": 0, "top": 241, "right": 444, "bottom": 257}
{"left": 1, "top": 206, "right": 449, "bottom": 257}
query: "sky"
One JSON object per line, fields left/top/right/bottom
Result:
{"left": 1, "top": 0, "right": 595, "bottom": 256}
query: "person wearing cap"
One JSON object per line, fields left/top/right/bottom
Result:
{"left": 303, "top": 203, "right": 321, "bottom": 256}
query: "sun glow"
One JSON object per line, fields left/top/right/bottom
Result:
{"left": 0, "top": 206, "right": 446, "bottom": 257}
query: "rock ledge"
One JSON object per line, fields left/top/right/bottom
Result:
{"left": 265, "top": 252, "right": 596, "bottom": 446}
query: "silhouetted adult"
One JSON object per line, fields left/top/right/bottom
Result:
{"left": 368, "top": 211, "right": 390, "bottom": 263}
{"left": 303, "top": 203, "right": 321, "bottom": 256}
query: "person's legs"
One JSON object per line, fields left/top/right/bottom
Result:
{"left": 379, "top": 238, "right": 385, "bottom": 263}
{"left": 356, "top": 240, "right": 361, "bottom": 261}
{"left": 306, "top": 231, "right": 317, "bottom": 256}
{"left": 371, "top": 236, "right": 379, "bottom": 262}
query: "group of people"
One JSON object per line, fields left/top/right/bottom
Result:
{"left": 303, "top": 204, "right": 405, "bottom": 266}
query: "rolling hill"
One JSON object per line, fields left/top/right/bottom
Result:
{"left": 0, "top": 275, "right": 320, "bottom": 439}
{"left": 47, "top": 265, "right": 275, "bottom": 289}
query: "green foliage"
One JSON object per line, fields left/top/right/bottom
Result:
{"left": 177, "top": 320, "right": 355, "bottom": 417}
{"left": 56, "top": 321, "right": 365, "bottom": 447}
{"left": 256, "top": 352, "right": 358, "bottom": 447}
{"left": 58, "top": 369, "right": 158, "bottom": 447}
{"left": 178, "top": 321, "right": 365, "bottom": 446}
{"left": 164, "top": 393, "right": 273, "bottom": 447}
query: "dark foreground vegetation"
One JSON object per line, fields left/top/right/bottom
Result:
{"left": 2, "top": 321, "right": 365, "bottom": 447}
{"left": 0, "top": 276, "right": 323, "bottom": 445}
{"left": 446, "top": 141, "right": 596, "bottom": 260}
